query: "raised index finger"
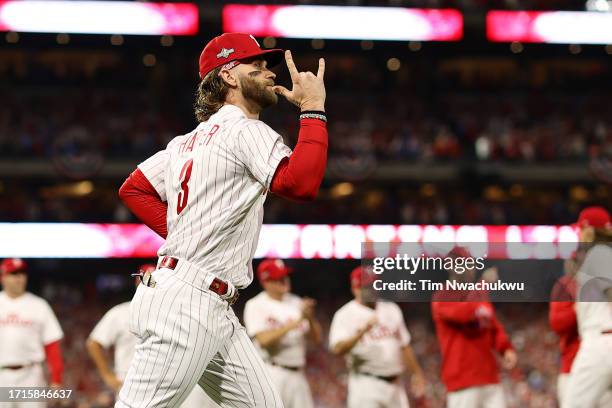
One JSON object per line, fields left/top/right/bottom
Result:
{"left": 317, "top": 58, "right": 325, "bottom": 79}
{"left": 284, "top": 50, "right": 299, "bottom": 83}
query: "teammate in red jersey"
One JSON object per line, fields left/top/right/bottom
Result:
{"left": 431, "top": 247, "right": 517, "bottom": 408}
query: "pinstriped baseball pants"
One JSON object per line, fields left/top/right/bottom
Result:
{"left": 115, "top": 267, "right": 283, "bottom": 408}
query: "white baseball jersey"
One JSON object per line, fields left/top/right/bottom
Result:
{"left": 89, "top": 302, "right": 135, "bottom": 380}
{"left": 244, "top": 292, "right": 308, "bottom": 367}
{"left": 138, "top": 104, "right": 292, "bottom": 289}
{"left": 566, "top": 244, "right": 612, "bottom": 408}
{"left": 329, "top": 300, "right": 410, "bottom": 377}
{"left": 575, "top": 244, "right": 612, "bottom": 339}
{"left": 0, "top": 292, "right": 63, "bottom": 366}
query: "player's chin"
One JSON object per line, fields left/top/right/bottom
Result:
{"left": 260, "top": 90, "right": 278, "bottom": 108}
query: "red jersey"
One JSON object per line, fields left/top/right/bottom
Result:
{"left": 549, "top": 275, "right": 579, "bottom": 374}
{"left": 431, "top": 291, "right": 513, "bottom": 392}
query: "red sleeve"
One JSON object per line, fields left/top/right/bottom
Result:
{"left": 492, "top": 316, "right": 513, "bottom": 354}
{"left": 44, "top": 340, "right": 64, "bottom": 384}
{"left": 119, "top": 168, "right": 168, "bottom": 238}
{"left": 270, "top": 118, "right": 328, "bottom": 201}
{"left": 431, "top": 301, "right": 479, "bottom": 324}
{"left": 549, "top": 301, "right": 577, "bottom": 335}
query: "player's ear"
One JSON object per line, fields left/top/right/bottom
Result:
{"left": 219, "top": 69, "right": 238, "bottom": 88}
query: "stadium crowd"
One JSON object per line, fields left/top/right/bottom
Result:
{"left": 2, "top": 87, "right": 609, "bottom": 163}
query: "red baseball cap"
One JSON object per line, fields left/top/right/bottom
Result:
{"left": 576, "top": 206, "right": 611, "bottom": 229}
{"left": 257, "top": 259, "right": 292, "bottom": 282}
{"left": 350, "top": 266, "right": 377, "bottom": 288}
{"left": 1, "top": 258, "right": 27, "bottom": 277}
{"left": 447, "top": 246, "right": 471, "bottom": 258}
{"left": 198, "top": 33, "right": 284, "bottom": 79}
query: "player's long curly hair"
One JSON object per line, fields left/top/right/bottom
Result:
{"left": 194, "top": 67, "right": 229, "bottom": 122}
{"left": 594, "top": 227, "right": 612, "bottom": 242}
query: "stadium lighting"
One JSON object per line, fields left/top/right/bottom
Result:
{"left": 223, "top": 5, "right": 463, "bottom": 41}
{"left": 487, "top": 10, "right": 612, "bottom": 44}
{"left": 0, "top": 223, "right": 578, "bottom": 259}
{"left": 0, "top": 1, "right": 198, "bottom": 35}
{"left": 585, "top": 0, "right": 612, "bottom": 12}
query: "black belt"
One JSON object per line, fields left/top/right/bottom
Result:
{"left": 359, "top": 372, "right": 399, "bottom": 383}
{"left": 270, "top": 362, "right": 301, "bottom": 372}
{"left": 150, "top": 256, "right": 239, "bottom": 305}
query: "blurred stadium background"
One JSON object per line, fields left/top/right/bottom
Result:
{"left": 1, "top": 0, "right": 611, "bottom": 406}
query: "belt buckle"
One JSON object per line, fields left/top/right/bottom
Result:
{"left": 132, "top": 270, "right": 156, "bottom": 288}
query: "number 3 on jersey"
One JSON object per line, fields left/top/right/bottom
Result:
{"left": 176, "top": 159, "right": 193, "bottom": 215}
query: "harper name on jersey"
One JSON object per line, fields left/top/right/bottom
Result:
{"left": 138, "top": 105, "right": 291, "bottom": 289}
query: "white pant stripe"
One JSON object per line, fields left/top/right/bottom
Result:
{"left": 116, "top": 262, "right": 282, "bottom": 408}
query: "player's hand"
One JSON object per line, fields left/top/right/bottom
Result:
{"left": 502, "top": 349, "right": 518, "bottom": 370}
{"left": 273, "top": 50, "right": 326, "bottom": 112}
{"left": 301, "top": 298, "right": 317, "bottom": 320}
{"left": 410, "top": 373, "right": 426, "bottom": 398}
{"left": 363, "top": 316, "right": 377, "bottom": 332}
{"left": 102, "top": 372, "right": 123, "bottom": 393}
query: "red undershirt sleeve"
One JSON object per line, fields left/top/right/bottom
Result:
{"left": 270, "top": 118, "right": 328, "bottom": 201}
{"left": 44, "top": 340, "right": 64, "bottom": 384}
{"left": 119, "top": 168, "right": 168, "bottom": 238}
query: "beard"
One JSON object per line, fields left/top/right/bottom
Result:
{"left": 239, "top": 75, "right": 278, "bottom": 110}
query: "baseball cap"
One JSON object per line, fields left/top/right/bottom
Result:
{"left": 199, "top": 33, "right": 284, "bottom": 79}
{"left": 576, "top": 206, "right": 611, "bottom": 229}
{"left": 447, "top": 246, "right": 472, "bottom": 258}
{"left": 350, "top": 266, "right": 377, "bottom": 288}
{"left": 1, "top": 258, "right": 27, "bottom": 277}
{"left": 257, "top": 259, "right": 292, "bottom": 282}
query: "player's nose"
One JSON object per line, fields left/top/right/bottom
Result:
{"left": 265, "top": 70, "right": 276, "bottom": 81}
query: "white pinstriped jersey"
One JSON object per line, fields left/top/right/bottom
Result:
{"left": 244, "top": 292, "right": 309, "bottom": 367}
{"left": 0, "top": 292, "right": 63, "bottom": 366}
{"left": 329, "top": 300, "right": 411, "bottom": 377}
{"left": 576, "top": 244, "right": 612, "bottom": 339}
{"left": 138, "top": 104, "right": 291, "bottom": 288}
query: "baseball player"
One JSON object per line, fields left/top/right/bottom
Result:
{"left": 329, "top": 266, "right": 426, "bottom": 408}
{"left": 0, "top": 258, "right": 64, "bottom": 408}
{"left": 549, "top": 258, "right": 580, "bottom": 406}
{"left": 243, "top": 259, "right": 322, "bottom": 408}
{"left": 87, "top": 264, "right": 213, "bottom": 407}
{"left": 117, "top": 32, "right": 327, "bottom": 407}
{"left": 565, "top": 206, "right": 612, "bottom": 408}
{"left": 431, "top": 247, "right": 517, "bottom": 408}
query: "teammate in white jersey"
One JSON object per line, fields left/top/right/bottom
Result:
{"left": 0, "top": 258, "right": 64, "bottom": 408}
{"left": 565, "top": 206, "right": 612, "bottom": 408}
{"left": 329, "top": 267, "right": 426, "bottom": 408}
{"left": 87, "top": 264, "right": 213, "bottom": 407}
{"left": 117, "top": 32, "right": 328, "bottom": 407}
{"left": 244, "top": 259, "right": 322, "bottom": 408}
